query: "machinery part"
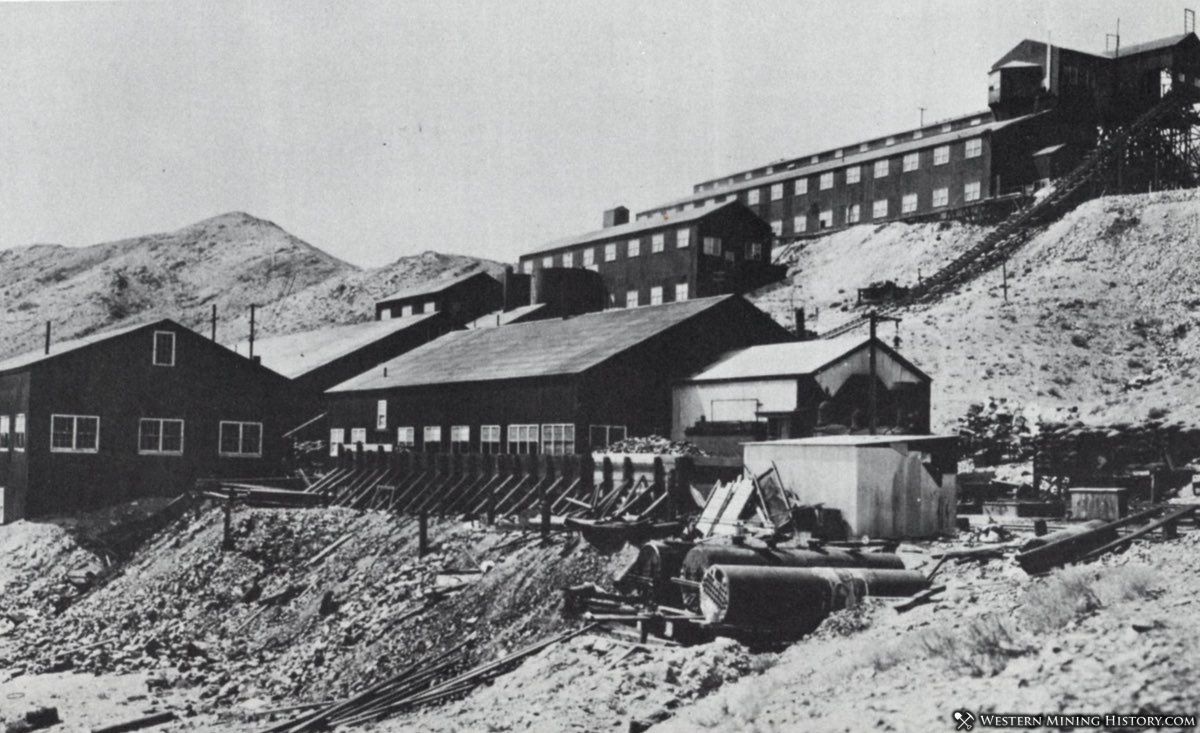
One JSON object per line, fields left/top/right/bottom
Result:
{"left": 699, "top": 565, "right": 929, "bottom": 633}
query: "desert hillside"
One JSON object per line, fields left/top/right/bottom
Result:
{"left": 752, "top": 189, "right": 1200, "bottom": 432}
{"left": 0, "top": 212, "right": 506, "bottom": 358}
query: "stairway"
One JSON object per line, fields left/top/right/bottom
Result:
{"left": 820, "top": 92, "right": 1190, "bottom": 340}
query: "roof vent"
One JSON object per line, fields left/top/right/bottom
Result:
{"left": 603, "top": 206, "right": 630, "bottom": 228}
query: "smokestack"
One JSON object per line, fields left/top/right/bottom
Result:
{"left": 44, "top": 321, "right": 51, "bottom": 355}
{"left": 211, "top": 304, "right": 217, "bottom": 341}
{"left": 603, "top": 206, "right": 630, "bottom": 228}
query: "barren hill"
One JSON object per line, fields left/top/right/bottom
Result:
{"left": 0, "top": 212, "right": 506, "bottom": 358}
{"left": 751, "top": 189, "right": 1200, "bottom": 431}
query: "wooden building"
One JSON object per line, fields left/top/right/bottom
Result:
{"left": 515, "top": 201, "right": 786, "bottom": 311}
{"left": 672, "top": 336, "right": 930, "bottom": 454}
{"left": 374, "top": 270, "right": 502, "bottom": 326}
{"left": 325, "top": 295, "right": 793, "bottom": 455}
{"left": 637, "top": 32, "right": 1200, "bottom": 239}
{"left": 0, "top": 319, "right": 294, "bottom": 522}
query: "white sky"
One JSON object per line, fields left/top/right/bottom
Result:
{"left": 0, "top": 0, "right": 1184, "bottom": 267}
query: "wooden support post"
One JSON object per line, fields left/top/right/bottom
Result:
{"left": 1163, "top": 517, "right": 1179, "bottom": 540}
{"left": 222, "top": 491, "right": 235, "bottom": 551}
{"left": 540, "top": 457, "right": 554, "bottom": 541}
{"left": 418, "top": 511, "right": 429, "bottom": 557}
{"left": 673, "top": 456, "right": 694, "bottom": 519}
{"left": 487, "top": 456, "right": 502, "bottom": 525}
{"left": 597, "top": 457, "right": 613, "bottom": 513}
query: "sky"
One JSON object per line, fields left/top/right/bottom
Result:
{"left": 0, "top": 0, "right": 1186, "bottom": 267}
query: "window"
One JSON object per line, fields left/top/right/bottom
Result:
{"left": 819, "top": 172, "right": 833, "bottom": 190}
{"left": 217, "top": 421, "right": 261, "bottom": 457}
{"left": 330, "top": 428, "right": 345, "bottom": 445}
{"left": 14, "top": 414, "right": 24, "bottom": 451}
{"left": 724, "top": 250, "right": 736, "bottom": 263}
{"left": 965, "top": 138, "right": 982, "bottom": 158}
{"left": 0, "top": 416, "right": 8, "bottom": 450}
{"left": 423, "top": 425, "right": 442, "bottom": 452}
{"left": 627, "top": 238, "right": 641, "bottom": 257}
{"left": 152, "top": 331, "right": 175, "bottom": 367}
{"left": 450, "top": 425, "right": 470, "bottom": 453}
{"left": 941, "top": 123, "right": 952, "bottom": 132}
{"left": 675, "top": 282, "right": 689, "bottom": 301}
{"left": 810, "top": 155, "right": 818, "bottom": 164}
{"left": 964, "top": 181, "right": 981, "bottom": 202}
{"left": 794, "top": 178, "right": 808, "bottom": 195}
{"left": 845, "top": 166, "right": 860, "bottom": 184}
{"left": 625, "top": 290, "right": 639, "bottom": 308}
{"left": 793, "top": 215, "right": 807, "bottom": 233}
{"left": 376, "top": 400, "right": 387, "bottom": 430}
{"left": 748, "top": 242, "right": 763, "bottom": 260}
{"left": 522, "top": 261, "right": 533, "bottom": 274}
{"left": 833, "top": 149, "right": 843, "bottom": 158}
{"left": 589, "top": 425, "right": 627, "bottom": 450}
{"left": 349, "top": 427, "right": 367, "bottom": 445}
{"left": 934, "top": 145, "right": 950, "bottom": 165}
{"left": 747, "top": 189, "right": 761, "bottom": 205}
{"left": 542, "top": 255, "right": 553, "bottom": 268}
{"left": 874, "top": 160, "right": 889, "bottom": 178}
{"left": 397, "top": 427, "right": 415, "bottom": 446}
{"left": 541, "top": 424, "right": 576, "bottom": 455}
{"left": 51, "top": 414, "right": 99, "bottom": 453}
{"left": 846, "top": 204, "right": 861, "bottom": 224}
{"left": 604, "top": 243, "right": 617, "bottom": 262}
{"left": 770, "top": 183, "right": 783, "bottom": 201}
{"left": 886, "top": 136, "right": 896, "bottom": 146}
{"left": 401, "top": 304, "right": 413, "bottom": 317}
{"left": 651, "top": 233, "right": 664, "bottom": 253}
{"left": 650, "top": 286, "right": 664, "bottom": 305}
{"left": 139, "top": 418, "right": 184, "bottom": 455}
{"left": 873, "top": 199, "right": 890, "bottom": 218}
{"left": 424, "top": 301, "right": 437, "bottom": 313}
{"left": 770, "top": 220, "right": 783, "bottom": 236}
{"left": 970, "top": 117, "right": 982, "bottom": 126}
{"left": 933, "top": 187, "right": 949, "bottom": 207}
{"left": 481, "top": 425, "right": 501, "bottom": 454}
{"left": 903, "top": 153, "right": 919, "bottom": 172}
{"left": 902, "top": 193, "right": 918, "bottom": 213}
{"left": 508, "top": 424, "right": 539, "bottom": 454}
{"left": 913, "top": 130, "right": 924, "bottom": 140}
{"left": 561, "top": 251, "right": 573, "bottom": 267}
{"left": 818, "top": 210, "right": 833, "bottom": 229}
{"left": 582, "top": 248, "right": 595, "bottom": 266}
{"left": 676, "top": 227, "right": 690, "bottom": 249}
{"left": 380, "top": 308, "right": 392, "bottom": 320}
{"left": 702, "top": 236, "right": 722, "bottom": 256}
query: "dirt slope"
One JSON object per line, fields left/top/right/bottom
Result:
{"left": 752, "top": 189, "right": 1200, "bottom": 431}
{"left": 0, "top": 212, "right": 505, "bottom": 359}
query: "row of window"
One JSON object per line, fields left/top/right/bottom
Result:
{"left": 380, "top": 301, "right": 438, "bottom": 319}
{"left": 775, "top": 180, "right": 983, "bottom": 234}
{"left": 523, "top": 235, "right": 766, "bottom": 274}
{"left": 333, "top": 423, "right": 628, "bottom": 456}
{"left": 0, "top": 414, "right": 263, "bottom": 457}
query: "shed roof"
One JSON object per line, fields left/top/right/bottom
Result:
{"left": 463, "top": 303, "right": 548, "bottom": 329}
{"left": 378, "top": 269, "right": 493, "bottom": 304}
{"left": 0, "top": 320, "right": 159, "bottom": 374}
{"left": 525, "top": 199, "right": 749, "bottom": 256}
{"left": 680, "top": 335, "right": 929, "bottom": 383}
{"left": 329, "top": 295, "right": 739, "bottom": 392}
{"left": 640, "top": 113, "right": 1041, "bottom": 214}
{"left": 234, "top": 314, "right": 438, "bottom": 379}
{"left": 1105, "top": 33, "right": 1192, "bottom": 58}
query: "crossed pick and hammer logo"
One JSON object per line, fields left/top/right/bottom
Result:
{"left": 954, "top": 710, "right": 976, "bottom": 730}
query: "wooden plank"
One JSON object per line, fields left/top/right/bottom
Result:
{"left": 1080, "top": 505, "right": 1198, "bottom": 561}
{"left": 695, "top": 479, "right": 733, "bottom": 536}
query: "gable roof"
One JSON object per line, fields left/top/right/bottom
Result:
{"left": 525, "top": 199, "right": 755, "bottom": 257}
{"left": 0, "top": 320, "right": 160, "bottom": 374}
{"left": 329, "top": 295, "right": 742, "bottom": 392}
{"left": 378, "top": 269, "right": 495, "bottom": 304}
{"left": 680, "top": 335, "right": 930, "bottom": 383}
{"left": 233, "top": 314, "right": 438, "bottom": 379}
{"left": 639, "top": 113, "right": 1040, "bottom": 215}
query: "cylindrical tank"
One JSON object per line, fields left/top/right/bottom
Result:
{"left": 679, "top": 544, "right": 907, "bottom": 610}
{"left": 615, "top": 540, "right": 694, "bottom": 605}
{"left": 699, "top": 565, "right": 929, "bottom": 632}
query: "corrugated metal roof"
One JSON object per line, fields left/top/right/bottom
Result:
{"left": 0, "top": 320, "right": 161, "bottom": 374}
{"left": 378, "top": 270, "right": 492, "bottom": 303}
{"left": 526, "top": 200, "right": 743, "bottom": 256}
{"left": 329, "top": 295, "right": 736, "bottom": 392}
{"left": 681, "top": 335, "right": 873, "bottom": 382}
{"left": 1105, "top": 33, "right": 1191, "bottom": 58}
{"left": 234, "top": 314, "right": 438, "bottom": 378}
{"left": 463, "top": 303, "right": 548, "bottom": 329}
{"left": 640, "top": 113, "right": 1042, "bottom": 214}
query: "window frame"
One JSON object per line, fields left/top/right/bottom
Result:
{"left": 873, "top": 199, "right": 889, "bottom": 219}
{"left": 376, "top": 399, "right": 387, "bottom": 430}
{"left": 747, "top": 188, "right": 761, "bottom": 205}
{"left": 627, "top": 239, "right": 641, "bottom": 258}
{"left": 674, "top": 282, "right": 689, "bottom": 302}
{"left": 902, "top": 153, "right": 919, "bottom": 172}
{"left": 769, "top": 183, "right": 783, "bottom": 201}
{"left": 350, "top": 427, "right": 367, "bottom": 444}
{"left": 625, "top": 290, "right": 639, "bottom": 308}
{"left": 152, "top": 331, "right": 176, "bottom": 367}
{"left": 540, "top": 423, "right": 576, "bottom": 456}
{"left": 676, "top": 227, "right": 690, "bottom": 249}
{"left": 562, "top": 251, "right": 574, "bottom": 267}
{"left": 794, "top": 178, "right": 808, "bottom": 196}
{"left": 604, "top": 243, "right": 617, "bottom": 262}
{"left": 397, "top": 426, "right": 415, "bottom": 447}
{"left": 138, "top": 417, "right": 185, "bottom": 456}
{"left": 651, "top": 233, "right": 665, "bottom": 253}
{"left": 50, "top": 414, "right": 100, "bottom": 454}
{"left": 846, "top": 204, "right": 861, "bottom": 224}
{"left": 902, "top": 193, "right": 918, "bottom": 214}
{"left": 845, "top": 166, "right": 861, "bottom": 184}
{"left": 219, "top": 420, "right": 263, "bottom": 458}
{"left": 933, "top": 187, "right": 949, "bottom": 208}
{"left": 965, "top": 138, "right": 982, "bottom": 159}
{"left": 793, "top": 215, "right": 807, "bottom": 233}
{"left": 507, "top": 424, "right": 539, "bottom": 454}
{"left": 330, "top": 428, "right": 345, "bottom": 445}
{"left": 933, "top": 145, "right": 950, "bottom": 166}
{"left": 649, "top": 286, "right": 664, "bottom": 305}
{"left": 14, "top": 414, "right": 25, "bottom": 451}
{"left": 582, "top": 248, "right": 595, "bottom": 266}
{"left": 770, "top": 220, "right": 783, "bottom": 237}
{"left": 874, "top": 160, "right": 889, "bottom": 178}
{"left": 480, "top": 425, "right": 501, "bottom": 454}
{"left": 964, "top": 180, "right": 982, "bottom": 202}
{"left": 819, "top": 172, "right": 833, "bottom": 190}
{"left": 542, "top": 255, "right": 553, "bottom": 268}
{"left": 450, "top": 425, "right": 470, "bottom": 453}
{"left": 0, "top": 415, "right": 8, "bottom": 451}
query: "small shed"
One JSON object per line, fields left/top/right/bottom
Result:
{"left": 374, "top": 270, "right": 502, "bottom": 326}
{"left": 743, "top": 435, "right": 958, "bottom": 539}
{"left": 672, "top": 335, "right": 931, "bottom": 452}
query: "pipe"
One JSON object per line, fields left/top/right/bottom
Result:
{"left": 44, "top": 321, "right": 51, "bottom": 355}
{"left": 699, "top": 565, "right": 929, "bottom": 632}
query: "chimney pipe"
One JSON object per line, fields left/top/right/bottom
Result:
{"left": 249, "top": 304, "right": 257, "bottom": 359}
{"left": 44, "top": 321, "right": 51, "bottom": 355}
{"left": 794, "top": 308, "right": 807, "bottom": 340}
{"left": 211, "top": 304, "right": 217, "bottom": 341}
